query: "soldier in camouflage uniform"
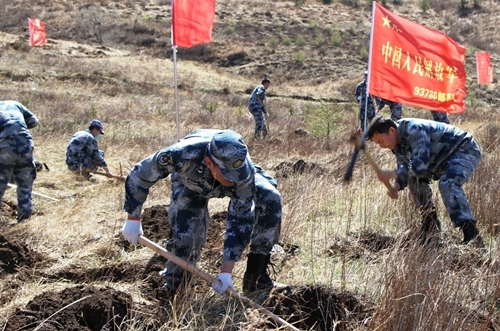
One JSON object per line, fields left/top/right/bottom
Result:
{"left": 0, "top": 100, "right": 39, "bottom": 222}
{"left": 378, "top": 98, "right": 403, "bottom": 121}
{"left": 248, "top": 78, "right": 270, "bottom": 139}
{"left": 430, "top": 110, "right": 450, "bottom": 124}
{"left": 65, "top": 119, "right": 114, "bottom": 178}
{"left": 121, "top": 129, "right": 283, "bottom": 296}
{"left": 367, "top": 116, "right": 482, "bottom": 246}
{"left": 355, "top": 71, "right": 380, "bottom": 131}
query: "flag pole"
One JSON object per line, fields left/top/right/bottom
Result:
{"left": 173, "top": 45, "right": 180, "bottom": 140}
{"left": 365, "top": 1, "right": 377, "bottom": 133}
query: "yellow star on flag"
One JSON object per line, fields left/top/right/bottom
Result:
{"left": 382, "top": 15, "right": 391, "bottom": 27}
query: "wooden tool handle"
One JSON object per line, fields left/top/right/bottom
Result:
{"left": 137, "top": 236, "right": 301, "bottom": 331}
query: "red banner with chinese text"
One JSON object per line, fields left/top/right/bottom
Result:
{"left": 369, "top": 3, "right": 466, "bottom": 114}
{"left": 172, "top": 0, "right": 216, "bottom": 48}
{"left": 28, "top": 18, "right": 47, "bottom": 47}
{"left": 476, "top": 52, "right": 493, "bottom": 84}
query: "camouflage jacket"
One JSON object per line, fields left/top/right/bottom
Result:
{"left": 65, "top": 129, "right": 107, "bottom": 168}
{"left": 124, "top": 129, "right": 275, "bottom": 260}
{"left": 354, "top": 81, "right": 380, "bottom": 105}
{"left": 248, "top": 84, "right": 267, "bottom": 111}
{"left": 392, "top": 118, "right": 479, "bottom": 189}
{"left": 0, "top": 100, "right": 38, "bottom": 148}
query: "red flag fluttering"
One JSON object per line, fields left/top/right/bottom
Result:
{"left": 28, "top": 18, "right": 47, "bottom": 47}
{"left": 476, "top": 52, "right": 493, "bottom": 84}
{"left": 171, "top": 0, "right": 216, "bottom": 48}
{"left": 369, "top": 3, "right": 466, "bottom": 114}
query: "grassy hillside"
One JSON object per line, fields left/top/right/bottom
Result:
{"left": 1, "top": 0, "right": 500, "bottom": 330}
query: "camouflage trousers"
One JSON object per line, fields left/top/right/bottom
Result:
{"left": 0, "top": 143, "right": 36, "bottom": 220}
{"left": 358, "top": 100, "right": 376, "bottom": 131}
{"left": 389, "top": 103, "right": 403, "bottom": 121}
{"left": 161, "top": 174, "right": 281, "bottom": 290}
{"left": 431, "top": 111, "right": 450, "bottom": 124}
{"left": 408, "top": 138, "right": 481, "bottom": 228}
{"left": 67, "top": 150, "right": 105, "bottom": 173}
{"left": 249, "top": 106, "right": 268, "bottom": 139}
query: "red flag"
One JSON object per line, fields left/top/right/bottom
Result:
{"left": 476, "top": 52, "right": 493, "bottom": 84}
{"left": 28, "top": 18, "right": 47, "bottom": 47}
{"left": 172, "top": 0, "right": 216, "bottom": 48}
{"left": 368, "top": 3, "right": 466, "bottom": 114}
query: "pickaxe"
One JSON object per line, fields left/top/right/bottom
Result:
{"left": 7, "top": 183, "right": 59, "bottom": 202}
{"left": 137, "top": 236, "right": 301, "bottom": 331}
{"left": 91, "top": 171, "right": 125, "bottom": 181}
{"left": 345, "top": 134, "right": 396, "bottom": 195}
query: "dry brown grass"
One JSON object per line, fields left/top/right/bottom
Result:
{"left": 2, "top": 0, "right": 500, "bottom": 330}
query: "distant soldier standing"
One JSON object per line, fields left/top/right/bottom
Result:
{"left": 0, "top": 100, "right": 39, "bottom": 222}
{"left": 248, "top": 78, "right": 270, "bottom": 139}
{"left": 65, "top": 119, "right": 114, "bottom": 178}
{"left": 378, "top": 98, "right": 403, "bottom": 121}
{"left": 355, "top": 71, "right": 380, "bottom": 131}
{"left": 121, "top": 129, "right": 286, "bottom": 296}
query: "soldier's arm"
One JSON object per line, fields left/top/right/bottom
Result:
{"left": 124, "top": 148, "right": 180, "bottom": 218}
{"left": 18, "top": 103, "right": 39, "bottom": 129}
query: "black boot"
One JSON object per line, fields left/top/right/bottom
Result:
{"left": 461, "top": 220, "right": 483, "bottom": 246}
{"left": 242, "top": 253, "right": 274, "bottom": 292}
{"left": 419, "top": 208, "right": 441, "bottom": 244}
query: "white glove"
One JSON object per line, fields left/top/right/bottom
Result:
{"left": 357, "top": 96, "right": 361, "bottom": 101}
{"left": 212, "top": 272, "right": 234, "bottom": 295}
{"left": 121, "top": 219, "right": 143, "bottom": 244}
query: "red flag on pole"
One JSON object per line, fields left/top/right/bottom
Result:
{"left": 171, "top": 0, "right": 216, "bottom": 48}
{"left": 28, "top": 18, "right": 47, "bottom": 47}
{"left": 368, "top": 2, "right": 466, "bottom": 114}
{"left": 476, "top": 52, "right": 493, "bottom": 84}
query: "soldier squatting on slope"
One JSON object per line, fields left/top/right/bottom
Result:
{"left": 65, "top": 119, "right": 114, "bottom": 178}
{"left": 121, "top": 129, "right": 286, "bottom": 296}
{"left": 366, "top": 116, "right": 483, "bottom": 246}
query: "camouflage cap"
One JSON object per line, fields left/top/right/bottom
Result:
{"left": 89, "top": 119, "right": 104, "bottom": 134}
{"left": 208, "top": 130, "right": 252, "bottom": 183}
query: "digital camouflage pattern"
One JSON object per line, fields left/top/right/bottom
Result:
{"left": 379, "top": 99, "right": 403, "bottom": 121}
{"left": 248, "top": 84, "right": 268, "bottom": 138}
{"left": 0, "top": 100, "right": 39, "bottom": 221}
{"left": 430, "top": 110, "right": 450, "bottom": 124}
{"left": 393, "top": 118, "right": 481, "bottom": 227}
{"left": 355, "top": 80, "right": 380, "bottom": 130}
{"left": 124, "top": 129, "right": 281, "bottom": 290}
{"left": 65, "top": 129, "right": 107, "bottom": 172}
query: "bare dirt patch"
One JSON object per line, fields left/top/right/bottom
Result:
{"left": 265, "top": 285, "right": 370, "bottom": 331}
{"left": 4, "top": 285, "right": 132, "bottom": 331}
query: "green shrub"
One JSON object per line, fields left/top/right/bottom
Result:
{"left": 296, "top": 36, "right": 305, "bottom": 46}
{"left": 331, "top": 31, "right": 341, "bottom": 46}
{"left": 419, "top": 0, "right": 430, "bottom": 12}
{"left": 293, "top": 52, "right": 305, "bottom": 64}
{"left": 305, "top": 103, "right": 344, "bottom": 147}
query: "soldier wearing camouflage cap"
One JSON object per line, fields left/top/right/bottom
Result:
{"left": 65, "top": 119, "right": 114, "bottom": 178}
{"left": 367, "top": 116, "right": 482, "bottom": 246}
{"left": 122, "top": 129, "right": 284, "bottom": 296}
{"left": 0, "top": 100, "right": 39, "bottom": 222}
